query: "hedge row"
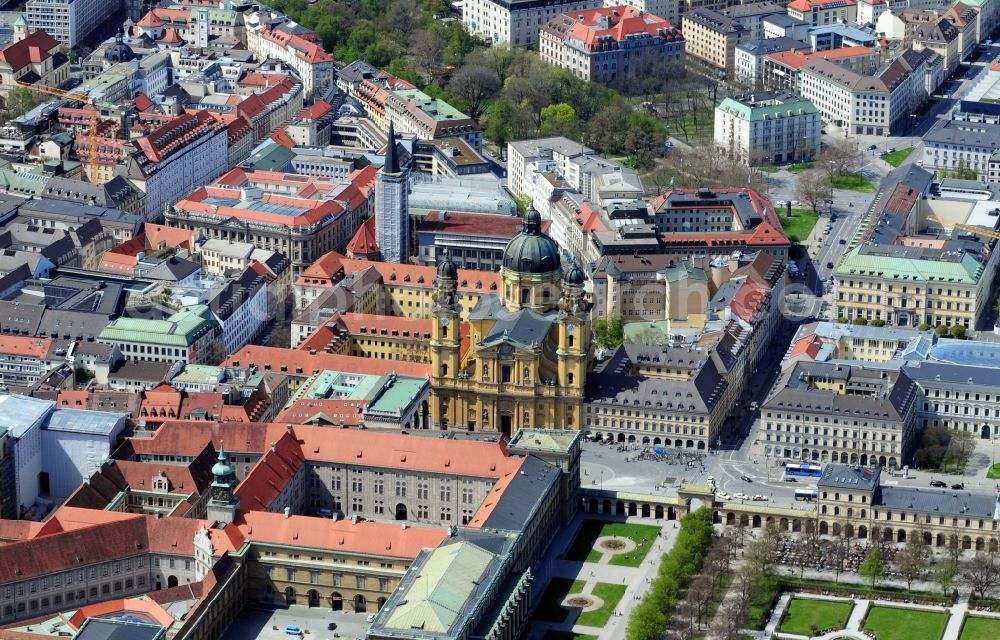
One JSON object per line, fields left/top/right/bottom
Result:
{"left": 625, "top": 508, "right": 716, "bottom": 640}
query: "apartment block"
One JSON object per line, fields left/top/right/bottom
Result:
{"left": 462, "top": 0, "right": 603, "bottom": 47}
{"left": 714, "top": 91, "right": 821, "bottom": 165}
{"left": 539, "top": 6, "right": 685, "bottom": 88}
{"left": 26, "top": 0, "right": 115, "bottom": 47}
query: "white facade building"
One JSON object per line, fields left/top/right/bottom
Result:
{"left": 462, "top": 0, "right": 603, "bottom": 47}
{"left": 40, "top": 408, "right": 128, "bottom": 503}
{"left": 26, "top": 0, "right": 114, "bottom": 48}
{"left": 714, "top": 92, "right": 821, "bottom": 165}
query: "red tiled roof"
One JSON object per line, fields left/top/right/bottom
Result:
{"left": 263, "top": 25, "right": 333, "bottom": 64}
{"left": 270, "top": 126, "right": 295, "bottom": 148}
{"left": 68, "top": 599, "right": 175, "bottom": 630}
{"left": 0, "top": 335, "right": 51, "bottom": 359}
{"left": 134, "top": 93, "right": 155, "bottom": 112}
{"left": 790, "top": 335, "right": 823, "bottom": 359}
{"left": 223, "top": 345, "right": 431, "bottom": 378}
{"left": 120, "top": 421, "right": 270, "bottom": 458}
{"left": 297, "top": 100, "right": 333, "bottom": 122}
{"left": 136, "top": 111, "right": 222, "bottom": 164}
{"left": 548, "top": 6, "right": 682, "bottom": 51}
{"left": 296, "top": 252, "right": 501, "bottom": 294}
{"left": 236, "top": 510, "right": 446, "bottom": 558}
{"left": 789, "top": 0, "right": 855, "bottom": 10}
{"left": 346, "top": 217, "right": 380, "bottom": 257}
{"left": 0, "top": 30, "right": 60, "bottom": 72}
{"left": 420, "top": 211, "right": 538, "bottom": 238}
{"left": 233, "top": 430, "right": 304, "bottom": 510}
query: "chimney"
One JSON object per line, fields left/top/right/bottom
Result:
{"left": 283, "top": 507, "right": 290, "bottom": 518}
{"left": 270, "top": 441, "right": 276, "bottom": 452}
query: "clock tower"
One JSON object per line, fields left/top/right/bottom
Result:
{"left": 430, "top": 252, "right": 461, "bottom": 429}
{"left": 206, "top": 445, "right": 239, "bottom": 525}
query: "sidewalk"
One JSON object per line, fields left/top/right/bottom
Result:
{"left": 529, "top": 514, "right": 683, "bottom": 640}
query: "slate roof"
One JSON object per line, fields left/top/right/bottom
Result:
{"left": 478, "top": 455, "right": 560, "bottom": 532}
{"left": 818, "top": 463, "right": 880, "bottom": 490}
{"left": 877, "top": 486, "right": 999, "bottom": 519}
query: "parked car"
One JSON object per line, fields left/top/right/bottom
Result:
{"left": 740, "top": 475, "right": 753, "bottom": 482}
{"left": 367, "top": 614, "right": 377, "bottom": 623}
{"left": 930, "top": 480, "right": 947, "bottom": 488}
{"left": 753, "top": 494, "right": 768, "bottom": 501}
{"left": 328, "top": 623, "right": 338, "bottom": 631}
{"left": 868, "top": 144, "right": 877, "bottom": 151}
{"left": 951, "top": 483, "right": 965, "bottom": 490}
{"left": 717, "top": 492, "right": 731, "bottom": 500}
{"left": 783, "top": 477, "right": 798, "bottom": 483}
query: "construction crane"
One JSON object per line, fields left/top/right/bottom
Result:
{"left": 15, "top": 80, "right": 101, "bottom": 183}
{"left": 953, "top": 223, "right": 1000, "bottom": 241}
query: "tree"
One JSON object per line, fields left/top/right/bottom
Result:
{"left": 5, "top": 87, "right": 35, "bottom": 119}
{"left": 409, "top": 28, "right": 446, "bottom": 80}
{"left": 852, "top": 317, "right": 868, "bottom": 325}
{"left": 859, "top": 550, "right": 886, "bottom": 588}
{"left": 466, "top": 45, "right": 519, "bottom": 87}
{"left": 483, "top": 99, "right": 514, "bottom": 149}
{"left": 935, "top": 558, "right": 958, "bottom": 596}
{"left": 964, "top": 551, "right": 1000, "bottom": 600}
{"left": 918, "top": 322, "right": 931, "bottom": 331}
{"left": 819, "top": 139, "right": 863, "bottom": 178}
{"left": 446, "top": 65, "right": 500, "bottom": 120}
{"left": 870, "top": 319, "right": 886, "bottom": 327}
{"left": 950, "top": 325, "right": 968, "bottom": 339}
{"left": 539, "top": 102, "right": 578, "bottom": 137}
{"left": 511, "top": 192, "right": 532, "bottom": 216}
{"left": 795, "top": 170, "right": 832, "bottom": 214}
{"left": 895, "top": 539, "right": 930, "bottom": 591}
{"left": 594, "top": 313, "right": 625, "bottom": 350}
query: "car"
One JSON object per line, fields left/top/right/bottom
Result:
{"left": 824, "top": 224, "right": 833, "bottom": 230}
{"left": 733, "top": 492, "right": 748, "bottom": 500}
{"left": 951, "top": 483, "right": 965, "bottom": 490}
{"left": 286, "top": 627, "right": 302, "bottom": 636}
{"left": 776, "top": 200, "right": 787, "bottom": 207}
{"left": 783, "top": 477, "right": 798, "bottom": 483}
{"left": 868, "top": 144, "right": 877, "bottom": 151}
{"left": 888, "top": 147, "right": 897, "bottom": 153}
{"left": 826, "top": 262, "right": 834, "bottom": 269}
{"left": 753, "top": 495, "right": 768, "bottom": 501}
{"left": 930, "top": 480, "right": 947, "bottom": 488}
{"left": 328, "top": 623, "right": 338, "bottom": 631}
{"left": 717, "top": 492, "right": 730, "bottom": 500}
{"left": 740, "top": 475, "right": 753, "bottom": 482}
{"left": 366, "top": 614, "right": 377, "bottom": 623}
{"left": 839, "top": 238, "right": 847, "bottom": 244}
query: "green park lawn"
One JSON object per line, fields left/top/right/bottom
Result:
{"left": 778, "top": 598, "right": 854, "bottom": 636}
{"left": 831, "top": 172, "right": 876, "bottom": 192}
{"left": 788, "top": 161, "right": 815, "bottom": 174}
{"left": 576, "top": 583, "right": 627, "bottom": 627}
{"left": 535, "top": 579, "right": 585, "bottom": 623}
{"left": 960, "top": 616, "right": 1000, "bottom": 640}
{"left": 565, "top": 520, "right": 661, "bottom": 567}
{"left": 987, "top": 463, "right": 1000, "bottom": 479}
{"left": 780, "top": 209, "right": 821, "bottom": 245}
{"left": 881, "top": 147, "right": 914, "bottom": 167}
{"left": 862, "top": 606, "right": 948, "bottom": 640}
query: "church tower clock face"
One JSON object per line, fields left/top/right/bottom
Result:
{"left": 440, "top": 316, "right": 449, "bottom": 326}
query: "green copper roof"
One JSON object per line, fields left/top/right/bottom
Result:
{"left": 384, "top": 542, "right": 494, "bottom": 633}
{"left": 835, "top": 247, "right": 985, "bottom": 284}
{"left": 717, "top": 96, "right": 819, "bottom": 122}
{"left": 392, "top": 88, "right": 472, "bottom": 122}
{"left": 367, "top": 376, "right": 426, "bottom": 415}
{"left": 99, "top": 305, "right": 217, "bottom": 347}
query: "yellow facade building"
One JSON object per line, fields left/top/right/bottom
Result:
{"left": 430, "top": 209, "right": 593, "bottom": 435}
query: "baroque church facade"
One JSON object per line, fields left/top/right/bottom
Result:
{"left": 429, "top": 207, "right": 592, "bottom": 435}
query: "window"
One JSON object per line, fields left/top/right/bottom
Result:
{"left": 356, "top": 576, "right": 365, "bottom": 589}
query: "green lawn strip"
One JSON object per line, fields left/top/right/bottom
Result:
{"left": 779, "top": 208, "right": 821, "bottom": 244}
{"left": 565, "top": 520, "right": 661, "bottom": 565}
{"left": 749, "top": 575, "right": 782, "bottom": 629}
{"left": 664, "top": 110, "right": 714, "bottom": 141}
{"left": 831, "top": 172, "right": 876, "bottom": 192}
{"left": 881, "top": 147, "right": 914, "bottom": 167}
{"left": 535, "top": 578, "right": 586, "bottom": 623}
{"left": 778, "top": 577, "right": 954, "bottom": 604}
{"left": 778, "top": 598, "right": 853, "bottom": 635}
{"left": 760, "top": 166, "right": 780, "bottom": 173}
{"left": 862, "top": 606, "right": 948, "bottom": 640}
{"left": 788, "top": 162, "right": 815, "bottom": 174}
{"left": 986, "top": 463, "right": 1000, "bottom": 479}
{"left": 960, "top": 616, "right": 1000, "bottom": 640}
{"left": 577, "top": 583, "right": 627, "bottom": 627}
{"left": 543, "top": 633, "right": 598, "bottom": 640}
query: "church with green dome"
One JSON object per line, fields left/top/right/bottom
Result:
{"left": 429, "top": 207, "right": 592, "bottom": 435}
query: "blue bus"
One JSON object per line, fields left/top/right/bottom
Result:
{"left": 784, "top": 463, "right": 823, "bottom": 478}
{"left": 794, "top": 488, "right": 819, "bottom": 502}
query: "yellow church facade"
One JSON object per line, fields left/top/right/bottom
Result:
{"left": 429, "top": 208, "right": 593, "bottom": 436}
